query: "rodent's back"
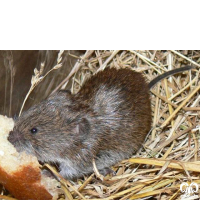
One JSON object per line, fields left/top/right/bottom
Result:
{"left": 77, "top": 68, "right": 151, "bottom": 153}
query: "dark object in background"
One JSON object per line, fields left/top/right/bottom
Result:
{"left": 0, "top": 50, "right": 83, "bottom": 117}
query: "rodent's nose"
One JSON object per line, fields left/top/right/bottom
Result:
{"left": 8, "top": 130, "right": 21, "bottom": 144}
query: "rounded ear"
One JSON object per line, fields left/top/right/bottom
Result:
{"left": 76, "top": 118, "right": 90, "bottom": 140}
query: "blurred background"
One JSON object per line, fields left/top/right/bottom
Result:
{"left": 0, "top": 50, "right": 84, "bottom": 117}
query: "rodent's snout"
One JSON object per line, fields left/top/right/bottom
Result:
{"left": 8, "top": 130, "right": 22, "bottom": 144}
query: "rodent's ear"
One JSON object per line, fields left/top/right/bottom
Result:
{"left": 76, "top": 118, "right": 90, "bottom": 138}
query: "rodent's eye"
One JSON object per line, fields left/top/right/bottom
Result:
{"left": 30, "top": 128, "right": 38, "bottom": 134}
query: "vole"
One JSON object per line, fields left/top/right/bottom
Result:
{"left": 8, "top": 66, "right": 193, "bottom": 179}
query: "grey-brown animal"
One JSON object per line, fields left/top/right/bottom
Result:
{"left": 8, "top": 66, "right": 193, "bottom": 179}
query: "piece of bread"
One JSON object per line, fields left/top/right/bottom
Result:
{"left": 0, "top": 115, "right": 60, "bottom": 200}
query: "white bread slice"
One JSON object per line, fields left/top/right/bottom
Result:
{"left": 0, "top": 115, "right": 60, "bottom": 200}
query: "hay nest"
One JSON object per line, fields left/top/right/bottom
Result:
{"left": 4, "top": 50, "right": 200, "bottom": 199}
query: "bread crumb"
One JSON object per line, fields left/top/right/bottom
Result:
{"left": 0, "top": 115, "right": 61, "bottom": 199}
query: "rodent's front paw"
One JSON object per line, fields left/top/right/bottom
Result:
{"left": 99, "top": 167, "right": 116, "bottom": 176}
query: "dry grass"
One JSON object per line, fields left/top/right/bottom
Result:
{"left": 2, "top": 50, "right": 200, "bottom": 200}
{"left": 19, "top": 50, "right": 64, "bottom": 116}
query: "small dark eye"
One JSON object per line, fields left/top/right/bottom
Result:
{"left": 30, "top": 128, "right": 38, "bottom": 134}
